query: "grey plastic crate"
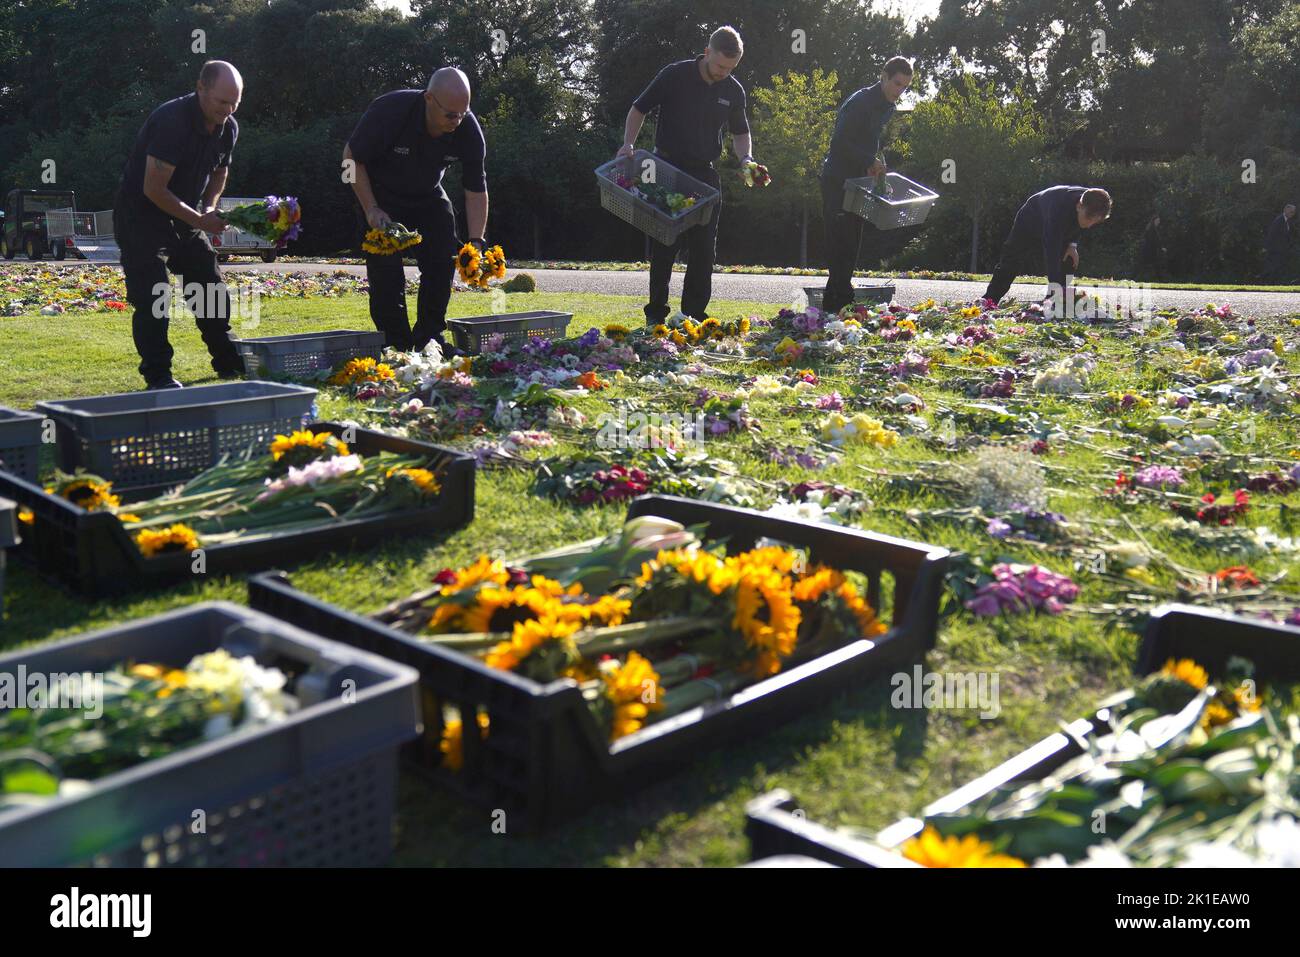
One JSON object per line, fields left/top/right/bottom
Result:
{"left": 595, "top": 149, "right": 721, "bottom": 246}
{"left": 447, "top": 310, "right": 572, "bottom": 355}
{"left": 36, "top": 381, "right": 317, "bottom": 493}
{"left": 803, "top": 282, "right": 895, "bottom": 309}
{"left": 234, "top": 330, "right": 386, "bottom": 378}
{"left": 0, "top": 406, "right": 44, "bottom": 483}
{"left": 0, "top": 601, "right": 421, "bottom": 867}
{"left": 0, "top": 496, "right": 17, "bottom": 617}
{"left": 842, "top": 172, "right": 939, "bottom": 229}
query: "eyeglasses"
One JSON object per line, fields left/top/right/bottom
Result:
{"left": 430, "top": 92, "right": 467, "bottom": 121}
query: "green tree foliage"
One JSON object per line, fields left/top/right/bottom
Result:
{"left": 742, "top": 67, "right": 839, "bottom": 266}
{"left": 904, "top": 66, "right": 1046, "bottom": 271}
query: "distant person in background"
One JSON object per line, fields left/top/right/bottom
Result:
{"left": 1263, "top": 203, "right": 1295, "bottom": 283}
{"left": 818, "top": 56, "right": 913, "bottom": 316}
{"left": 343, "top": 67, "right": 488, "bottom": 354}
{"left": 618, "top": 25, "right": 755, "bottom": 326}
{"left": 1136, "top": 213, "right": 1167, "bottom": 281}
{"left": 114, "top": 60, "right": 246, "bottom": 390}
{"left": 981, "top": 186, "right": 1112, "bottom": 311}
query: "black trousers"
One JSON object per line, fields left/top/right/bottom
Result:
{"left": 983, "top": 217, "right": 1072, "bottom": 305}
{"left": 359, "top": 190, "right": 458, "bottom": 351}
{"left": 116, "top": 210, "right": 243, "bottom": 386}
{"left": 820, "top": 177, "right": 882, "bottom": 315}
{"left": 644, "top": 163, "right": 722, "bottom": 325}
{"left": 1262, "top": 250, "right": 1289, "bottom": 284}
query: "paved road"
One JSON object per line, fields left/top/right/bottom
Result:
{"left": 36, "top": 259, "right": 1300, "bottom": 315}
{"left": 222, "top": 263, "right": 1300, "bottom": 316}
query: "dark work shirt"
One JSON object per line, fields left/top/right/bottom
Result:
{"left": 820, "top": 83, "right": 896, "bottom": 187}
{"left": 1266, "top": 213, "right": 1293, "bottom": 255}
{"left": 1013, "top": 185, "right": 1087, "bottom": 289}
{"left": 116, "top": 93, "right": 237, "bottom": 229}
{"left": 632, "top": 56, "right": 749, "bottom": 169}
{"left": 347, "top": 90, "right": 487, "bottom": 208}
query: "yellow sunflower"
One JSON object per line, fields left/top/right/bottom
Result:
{"left": 484, "top": 614, "right": 581, "bottom": 672}
{"left": 1161, "top": 658, "right": 1209, "bottom": 690}
{"left": 440, "top": 711, "right": 490, "bottom": 772}
{"left": 269, "top": 430, "right": 348, "bottom": 460}
{"left": 55, "top": 476, "right": 121, "bottom": 512}
{"left": 900, "top": 827, "right": 1026, "bottom": 868}
{"left": 651, "top": 323, "right": 670, "bottom": 338}
{"left": 604, "top": 323, "right": 631, "bottom": 341}
{"left": 129, "top": 662, "right": 189, "bottom": 698}
{"left": 135, "top": 523, "right": 200, "bottom": 558}
{"left": 731, "top": 568, "right": 801, "bottom": 675}
{"left": 456, "top": 243, "right": 482, "bottom": 284}
{"left": 386, "top": 466, "right": 441, "bottom": 497}
{"left": 603, "top": 652, "right": 666, "bottom": 741}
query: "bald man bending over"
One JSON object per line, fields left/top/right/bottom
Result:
{"left": 344, "top": 68, "right": 490, "bottom": 354}
{"left": 113, "top": 60, "right": 246, "bottom": 389}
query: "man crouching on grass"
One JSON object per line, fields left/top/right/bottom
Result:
{"left": 113, "top": 60, "right": 247, "bottom": 390}
{"left": 981, "top": 186, "right": 1112, "bottom": 318}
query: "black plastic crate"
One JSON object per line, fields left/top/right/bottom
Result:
{"left": 802, "top": 282, "right": 895, "bottom": 309}
{"left": 746, "top": 603, "right": 1300, "bottom": 866}
{"left": 247, "top": 494, "right": 949, "bottom": 832}
{"left": 0, "top": 496, "right": 17, "bottom": 617}
{"left": 0, "top": 405, "right": 44, "bottom": 483}
{"left": 35, "top": 381, "right": 318, "bottom": 496}
{"left": 0, "top": 601, "right": 420, "bottom": 866}
{"left": 0, "top": 423, "right": 476, "bottom": 597}
{"left": 446, "top": 311, "right": 572, "bottom": 355}
{"left": 233, "top": 330, "right": 386, "bottom": 379}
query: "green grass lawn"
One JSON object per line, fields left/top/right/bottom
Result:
{"left": 3, "top": 284, "right": 1297, "bottom": 866}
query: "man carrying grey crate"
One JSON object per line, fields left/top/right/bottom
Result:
{"left": 618, "top": 26, "right": 755, "bottom": 326}
{"left": 818, "top": 57, "right": 913, "bottom": 317}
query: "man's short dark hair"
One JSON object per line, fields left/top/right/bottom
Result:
{"left": 1082, "top": 188, "right": 1112, "bottom": 219}
{"left": 710, "top": 26, "right": 743, "bottom": 58}
{"left": 883, "top": 56, "right": 914, "bottom": 79}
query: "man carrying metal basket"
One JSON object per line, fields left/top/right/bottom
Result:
{"left": 617, "top": 26, "right": 756, "bottom": 327}
{"left": 818, "top": 57, "right": 914, "bottom": 316}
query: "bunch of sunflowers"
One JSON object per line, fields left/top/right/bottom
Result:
{"left": 455, "top": 242, "right": 508, "bottom": 289}
{"left": 361, "top": 222, "right": 423, "bottom": 256}
{"left": 379, "top": 518, "right": 886, "bottom": 764}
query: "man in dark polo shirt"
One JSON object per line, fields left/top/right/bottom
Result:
{"left": 114, "top": 60, "right": 245, "bottom": 390}
{"left": 982, "top": 185, "right": 1112, "bottom": 311}
{"left": 618, "top": 26, "right": 754, "bottom": 326}
{"left": 343, "top": 67, "right": 488, "bottom": 354}
{"left": 819, "top": 57, "right": 912, "bottom": 316}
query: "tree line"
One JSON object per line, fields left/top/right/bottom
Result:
{"left": 2, "top": 0, "right": 1297, "bottom": 279}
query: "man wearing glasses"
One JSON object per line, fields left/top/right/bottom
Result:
{"left": 344, "top": 67, "right": 488, "bottom": 354}
{"left": 618, "top": 26, "right": 754, "bottom": 326}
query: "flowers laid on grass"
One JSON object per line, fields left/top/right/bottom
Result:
{"left": 327, "top": 356, "right": 397, "bottom": 388}
{"left": 0, "top": 649, "right": 294, "bottom": 807}
{"left": 819, "top": 412, "right": 899, "bottom": 448}
{"left": 362, "top": 222, "right": 422, "bottom": 256}
{"left": 222, "top": 195, "right": 302, "bottom": 247}
{"left": 964, "top": 563, "right": 1080, "bottom": 616}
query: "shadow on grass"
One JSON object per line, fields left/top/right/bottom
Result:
{"left": 389, "top": 656, "right": 935, "bottom": 867}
